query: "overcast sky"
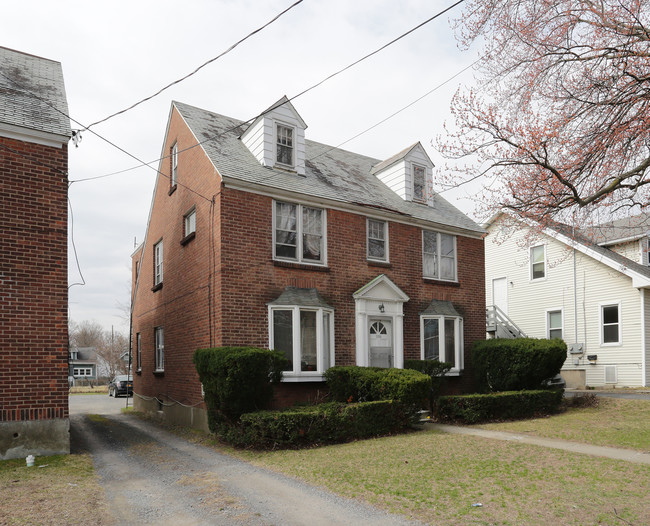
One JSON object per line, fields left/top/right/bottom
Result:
{"left": 4, "top": 0, "right": 481, "bottom": 334}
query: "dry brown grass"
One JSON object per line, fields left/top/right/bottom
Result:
{"left": 0, "top": 454, "right": 113, "bottom": 526}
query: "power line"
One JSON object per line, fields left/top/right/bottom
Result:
{"left": 71, "top": 0, "right": 468, "bottom": 189}
{"left": 84, "top": 0, "right": 305, "bottom": 131}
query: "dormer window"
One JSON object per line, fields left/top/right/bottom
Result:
{"left": 413, "top": 164, "right": 426, "bottom": 202}
{"left": 276, "top": 124, "right": 294, "bottom": 167}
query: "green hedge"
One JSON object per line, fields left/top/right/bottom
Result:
{"left": 471, "top": 338, "right": 567, "bottom": 392}
{"left": 324, "top": 366, "right": 430, "bottom": 422}
{"left": 193, "top": 346, "right": 287, "bottom": 430}
{"left": 436, "top": 390, "right": 564, "bottom": 424}
{"left": 219, "top": 400, "right": 407, "bottom": 449}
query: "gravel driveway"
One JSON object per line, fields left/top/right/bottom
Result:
{"left": 70, "top": 396, "right": 419, "bottom": 526}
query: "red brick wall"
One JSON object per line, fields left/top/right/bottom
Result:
{"left": 0, "top": 137, "right": 69, "bottom": 422}
{"left": 132, "top": 111, "right": 486, "bottom": 408}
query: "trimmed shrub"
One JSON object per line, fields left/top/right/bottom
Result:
{"left": 193, "top": 347, "right": 287, "bottom": 431}
{"left": 404, "top": 359, "right": 452, "bottom": 412}
{"left": 436, "top": 390, "right": 564, "bottom": 424}
{"left": 325, "top": 366, "right": 430, "bottom": 422}
{"left": 471, "top": 338, "right": 567, "bottom": 392}
{"left": 220, "top": 400, "right": 406, "bottom": 449}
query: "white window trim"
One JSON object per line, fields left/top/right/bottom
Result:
{"left": 73, "top": 367, "right": 93, "bottom": 377}
{"left": 275, "top": 122, "right": 295, "bottom": 168}
{"left": 272, "top": 200, "right": 327, "bottom": 266}
{"left": 599, "top": 301, "right": 622, "bottom": 346}
{"left": 154, "top": 239, "right": 163, "bottom": 286}
{"left": 366, "top": 218, "right": 389, "bottom": 263}
{"left": 268, "top": 305, "right": 334, "bottom": 381}
{"left": 546, "top": 308, "right": 564, "bottom": 340}
{"left": 171, "top": 142, "right": 178, "bottom": 187}
{"left": 422, "top": 230, "right": 457, "bottom": 282}
{"left": 419, "top": 315, "right": 464, "bottom": 374}
{"left": 155, "top": 327, "right": 165, "bottom": 372}
{"left": 184, "top": 207, "right": 196, "bottom": 237}
{"left": 412, "top": 162, "right": 427, "bottom": 202}
{"left": 530, "top": 244, "right": 547, "bottom": 282}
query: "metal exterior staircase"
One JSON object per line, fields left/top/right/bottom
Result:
{"left": 486, "top": 305, "right": 527, "bottom": 339}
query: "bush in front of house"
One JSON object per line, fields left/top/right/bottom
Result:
{"left": 436, "top": 390, "right": 564, "bottom": 424}
{"left": 404, "top": 359, "right": 452, "bottom": 413}
{"left": 219, "top": 400, "right": 405, "bottom": 449}
{"left": 471, "top": 338, "right": 567, "bottom": 393}
{"left": 324, "top": 366, "right": 431, "bottom": 423}
{"left": 193, "top": 346, "right": 287, "bottom": 431}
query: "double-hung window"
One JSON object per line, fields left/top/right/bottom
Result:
{"left": 367, "top": 219, "right": 388, "bottom": 262}
{"left": 276, "top": 124, "right": 294, "bottom": 166}
{"left": 274, "top": 201, "right": 325, "bottom": 265}
{"left": 530, "top": 245, "right": 546, "bottom": 280}
{"left": 422, "top": 230, "right": 456, "bottom": 281}
{"left": 270, "top": 306, "right": 333, "bottom": 376}
{"left": 413, "top": 164, "right": 426, "bottom": 201}
{"left": 171, "top": 142, "right": 178, "bottom": 187}
{"left": 547, "top": 310, "right": 563, "bottom": 339}
{"left": 154, "top": 240, "right": 163, "bottom": 286}
{"left": 601, "top": 303, "right": 621, "bottom": 345}
{"left": 421, "top": 315, "right": 463, "bottom": 371}
{"left": 155, "top": 327, "right": 164, "bottom": 372}
{"left": 184, "top": 208, "right": 196, "bottom": 237}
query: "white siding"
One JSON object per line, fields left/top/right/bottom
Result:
{"left": 376, "top": 160, "right": 407, "bottom": 199}
{"left": 645, "top": 289, "right": 650, "bottom": 386}
{"left": 485, "top": 217, "right": 646, "bottom": 387}
{"left": 241, "top": 119, "right": 266, "bottom": 165}
{"left": 607, "top": 239, "right": 642, "bottom": 264}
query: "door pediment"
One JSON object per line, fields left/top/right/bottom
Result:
{"left": 353, "top": 274, "right": 409, "bottom": 303}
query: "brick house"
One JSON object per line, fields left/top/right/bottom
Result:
{"left": 131, "top": 97, "right": 485, "bottom": 429}
{"left": 0, "top": 47, "right": 71, "bottom": 459}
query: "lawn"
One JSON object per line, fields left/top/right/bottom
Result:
{"left": 0, "top": 454, "right": 112, "bottom": 526}
{"left": 474, "top": 397, "right": 650, "bottom": 451}
{"left": 238, "top": 428, "right": 649, "bottom": 525}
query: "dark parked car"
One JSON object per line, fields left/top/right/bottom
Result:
{"left": 108, "top": 375, "right": 133, "bottom": 397}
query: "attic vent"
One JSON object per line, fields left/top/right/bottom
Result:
{"left": 604, "top": 365, "right": 617, "bottom": 384}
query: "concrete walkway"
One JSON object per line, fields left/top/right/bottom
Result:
{"left": 426, "top": 423, "right": 650, "bottom": 465}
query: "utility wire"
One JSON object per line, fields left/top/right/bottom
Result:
{"left": 71, "top": 0, "right": 467, "bottom": 187}
{"left": 84, "top": 0, "right": 305, "bottom": 130}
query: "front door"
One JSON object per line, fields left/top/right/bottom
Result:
{"left": 369, "top": 319, "right": 392, "bottom": 368}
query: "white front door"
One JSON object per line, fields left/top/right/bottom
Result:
{"left": 492, "top": 277, "right": 508, "bottom": 315}
{"left": 369, "top": 319, "right": 392, "bottom": 368}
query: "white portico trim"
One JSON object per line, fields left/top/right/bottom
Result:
{"left": 353, "top": 274, "right": 409, "bottom": 368}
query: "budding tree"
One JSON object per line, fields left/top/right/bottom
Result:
{"left": 438, "top": 0, "right": 650, "bottom": 225}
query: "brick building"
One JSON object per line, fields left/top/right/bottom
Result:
{"left": 0, "top": 47, "right": 71, "bottom": 459}
{"left": 131, "top": 98, "right": 485, "bottom": 429}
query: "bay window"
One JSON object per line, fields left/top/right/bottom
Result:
{"left": 268, "top": 287, "right": 334, "bottom": 378}
{"left": 420, "top": 300, "right": 463, "bottom": 372}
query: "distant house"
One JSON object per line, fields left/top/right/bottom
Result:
{"left": 68, "top": 347, "right": 98, "bottom": 384}
{"left": 485, "top": 213, "right": 650, "bottom": 388}
{"left": 131, "top": 97, "right": 486, "bottom": 429}
{"left": 0, "top": 47, "right": 71, "bottom": 459}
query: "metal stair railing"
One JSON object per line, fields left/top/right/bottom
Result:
{"left": 485, "top": 305, "right": 527, "bottom": 339}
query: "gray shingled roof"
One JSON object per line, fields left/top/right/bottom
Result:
{"left": 0, "top": 46, "right": 71, "bottom": 138}
{"left": 419, "top": 299, "right": 462, "bottom": 317}
{"left": 174, "top": 101, "right": 483, "bottom": 236}
{"left": 267, "top": 287, "right": 333, "bottom": 308}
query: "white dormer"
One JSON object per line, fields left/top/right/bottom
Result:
{"left": 241, "top": 96, "right": 307, "bottom": 175}
{"left": 371, "top": 142, "right": 435, "bottom": 206}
